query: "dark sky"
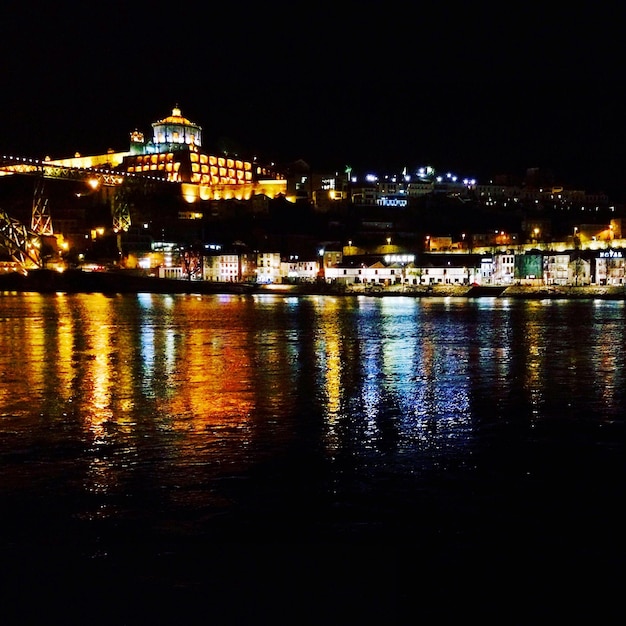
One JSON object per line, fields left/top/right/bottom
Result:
{"left": 2, "top": 2, "right": 626, "bottom": 197}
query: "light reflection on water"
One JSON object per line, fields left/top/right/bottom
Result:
{"left": 0, "top": 293, "right": 624, "bottom": 572}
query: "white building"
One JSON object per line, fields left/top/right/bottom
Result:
{"left": 158, "top": 266, "right": 185, "bottom": 279}
{"left": 202, "top": 253, "right": 240, "bottom": 282}
{"left": 544, "top": 253, "right": 571, "bottom": 285}
{"left": 324, "top": 265, "right": 364, "bottom": 284}
{"left": 257, "top": 252, "right": 282, "bottom": 283}
{"left": 281, "top": 258, "right": 320, "bottom": 282}
{"left": 325, "top": 255, "right": 483, "bottom": 286}
{"left": 595, "top": 249, "right": 625, "bottom": 285}
{"left": 418, "top": 264, "right": 473, "bottom": 285}
{"left": 492, "top": 252, "right": 516, "bottom": 284}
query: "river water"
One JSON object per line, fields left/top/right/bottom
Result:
{"left": 1, "top": 292, "right": 624, "bottom": 623}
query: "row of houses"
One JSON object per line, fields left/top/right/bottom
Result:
{"left": 331, "top": 249, "right": 626, "bottom": 286}
{"left": 156, "top": 246, "right": 626, "bottom": 287}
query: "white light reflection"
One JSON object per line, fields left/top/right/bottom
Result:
{"left": 137, "top": 293, "right": 177, "bottom": 397}
{"left": 399, "top": 299, "right": 473, "bottom": 450}
{"left": 345, "top": 298, "right": 475, "bottom": 455}
{"left": 589, "top": 301, "right": 625, "bottom": 417}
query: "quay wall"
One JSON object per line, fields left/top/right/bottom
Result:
{"left": 1, "top": 270, "right": 626, "bottom": 299}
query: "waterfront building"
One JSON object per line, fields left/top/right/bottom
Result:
{"left": 200, "top": 246, "right": 258, "bottom": 283}
{"left": 151, "top": 243, "right": 625, "bottom": 288}
{"left": 203, "top": 251, "right": 233, "bottom": 283}
{"left": 595, "top": 248, "right": 625, "bottom": 285}
{"left": 202, "top": 251, "right": 241, "bottom": 282}
{"left": 492, "top": 252, "right": 516, "bottom": 284}
{"left": 419, "top": 253, "right": 481, "bottom": 286}
{"left": 418, "top": 264, "right": 470, "bottom": 286}
{"left": 544, "top": 253, "right": 572, "bottom": 285}
{"left": 324, "top": 253, "right": 483, "bottom": 287}
{"left": 323, "top": 264, "right": 363, "bottom": 285}
{"left": 361, "top": 261, "right": 396, "bottom": 285}
{"left": 325, "top": 260, "right": 408, "bottom": 286}
{"left": 427, "top": 255, "right": 477, "bottom": 285}
{"left": 281, "top": 257, "right": 320, "bottom": 282}
{"left": 256, "top": 252, "right": 282, "bottom": 284}
{"left": 158, "top": 265, "right": 185, "bottom": 280}
{"left": 480, "top": 256, "right": 494, "bottom": 284}
{"left": 515, "top": 252, "right": 543, "bottom": 284}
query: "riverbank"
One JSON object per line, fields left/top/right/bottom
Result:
{"left": 496, "top": 284, "right": 626, "bottom": 299}
{"left": 348, "top": 283, "right": 626, "bottom": 299}
{"left": 1, "top": 269, "right": 626, "bottom": 299}
{"left": 0, "top": 269, "right": 256, "bottom": 295}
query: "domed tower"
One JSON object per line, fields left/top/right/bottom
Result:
{"left": 151, "top": 105, "right": 202, "bottom": 150}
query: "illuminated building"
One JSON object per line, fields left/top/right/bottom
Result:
{"left": 46, "top": 106, "right": 287, "bottom": 203}
{"left": 147, "top": 106, "right": 202, "bottom": 149}
{"left": 123, "top": 106, "right": 287, "bottom": 202}
{"left": 0, "top": 105, "right": 294, "bottom": 271}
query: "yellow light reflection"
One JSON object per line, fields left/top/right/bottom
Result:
{"left": 521, "top": 301, "right": 546, "bottom": 420}
{"left": 165, "top": 297, "right": 255, "bottom": 432}
{"left": 313, "top": 298, "right": 343, "bottom": 450}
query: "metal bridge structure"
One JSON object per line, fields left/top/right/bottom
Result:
{"left": 0, "top": 154, "right": 168, "bottom": 269}
{"left": 0, "top": 208, "right": 42, "bottom": 269}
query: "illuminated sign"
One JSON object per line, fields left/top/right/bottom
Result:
{"left": 599, "top": 250, "right": 623, "bottom": 258}
{"left": 384, "top": 254, "right": 415, "bottom": 264}
{"left": 377, "top": 196, "right": 408, "bottom": 207}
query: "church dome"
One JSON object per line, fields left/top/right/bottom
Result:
{"left": 152, "top": 105, "right": 202, "bottom": 148}
{"left": 157, "top": 106, "right": 192, "bottom": 125}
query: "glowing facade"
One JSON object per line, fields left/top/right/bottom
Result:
{"left": 123, "top": 106, "right": 286, "bottom": 201}
{"left": 39, "top": 106, "right": 288, "bottom": 202}
{"left": 151, "top": 106, "right": 202, "bottom": 148}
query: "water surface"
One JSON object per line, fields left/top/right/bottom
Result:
{"left": 1, "top": 293, "right": 623, "bottom": 622}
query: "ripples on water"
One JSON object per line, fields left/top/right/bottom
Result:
{"left": 1, "top": 293, "right": 624, "bottom": 621}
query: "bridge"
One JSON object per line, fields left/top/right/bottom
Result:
{"left": 0, "top": 154, "right": 173, "bottom": 270}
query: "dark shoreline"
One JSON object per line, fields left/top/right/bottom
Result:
{"left": 0, "top": 269, "right": 256, "bottom": 295}
{"left": 1, "top": 269, "right": 625, "bottom": 299}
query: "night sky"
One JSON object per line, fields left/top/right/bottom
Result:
{"left": 2, "top": 2, "right": 626, "bottom": 197}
